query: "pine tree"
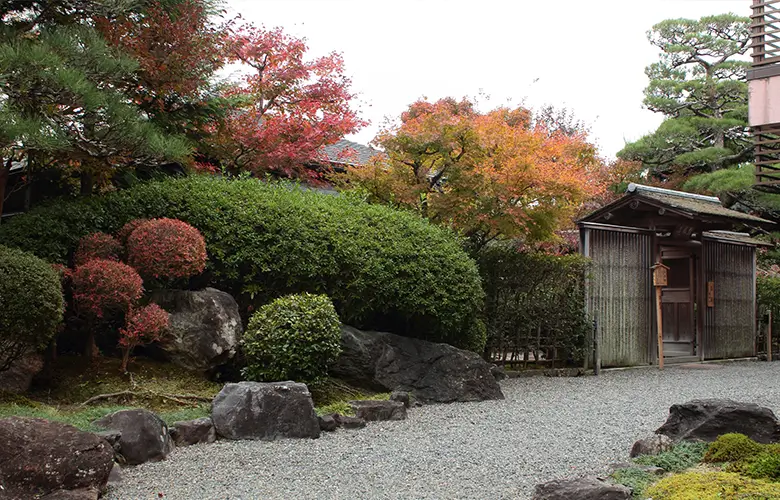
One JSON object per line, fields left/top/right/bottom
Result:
{"left": 618, "top": 14, "right": 751, "bottom": 179}
{"left": 0, "top": 1, "right": 192, "bottom": 216}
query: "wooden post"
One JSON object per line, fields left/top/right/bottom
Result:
{"left": 769, "top": 309, "right": 773, "bottom": 362}
{"left": 651, "top": 262, "right": 669, "bottom": 370}
{"left": 656, "top": 286, "right": 664, "bottom": 370}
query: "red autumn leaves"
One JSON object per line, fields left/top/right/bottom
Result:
{"left": 65, "top": 218, "right": 207, "bottom": 369}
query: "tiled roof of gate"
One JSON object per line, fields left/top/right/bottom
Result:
{"left": 627, "top": 184, "right": 772, "bottom": 224}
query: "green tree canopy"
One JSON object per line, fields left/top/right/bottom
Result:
{"left": 0, "top": 0, "right": 199, "bottom": 216}
{"left": 619, "top": 14, "right": 751, "bottom": 179}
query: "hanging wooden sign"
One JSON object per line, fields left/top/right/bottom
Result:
{"left": 707, "top": 281, "right": 715, "bottom": 308}
{"left": 651, "top": 262, "right": 669, "bottom": 287}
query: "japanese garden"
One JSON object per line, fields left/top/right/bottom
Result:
{"left": 3, "top": 1, "right": 780, "bottom": 499}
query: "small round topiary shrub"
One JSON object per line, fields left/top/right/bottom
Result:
{"left": 71, "top": 259, "right": 143, "bottom": 318}
{"left": 73, "top": 232, "right": 123, "bottom": 266}
{"left": 116, "top": 218, "right": 150, "bottom": 245}
{"left": 704, "top": 433, "right": 764, "bottom": 464}
{"left": 0, "top": 245, "right": 64, "bottom": 371}
{"left": 242, "top": 293, "right": 342, "bottom": 383}
{"left": 119, "top": 304, "right": 169, "bottom": 371}
{"left": 126, "top": 218, "right": 207, "bottom": 282}
{"left": 745, "top": 452, "right": 780, "bottom": 481}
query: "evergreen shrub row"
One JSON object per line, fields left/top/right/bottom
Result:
{"left": 0, "top": 176, "right": 485, "bottom": 350}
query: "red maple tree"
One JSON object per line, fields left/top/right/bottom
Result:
{"left": 119, "top": 304, "right": 169, "bottom": 371}
{"left": 205, "top": 24, "right": 366, "bottom": 180}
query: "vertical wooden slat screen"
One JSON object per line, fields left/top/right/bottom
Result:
{"left": 702, "top": 240, "right": 756, "bottom": 359}
{"left": 586, "top": 228, "right": 654, "bottom": 367}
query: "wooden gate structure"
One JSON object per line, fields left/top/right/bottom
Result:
{"left": 579, "top": 184, "right": 772, "bottom": 368}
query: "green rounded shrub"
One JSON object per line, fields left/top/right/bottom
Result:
{"left": 704, "top": 433, "right": 764, "bottom": 463}
{"left": 745, "top": 452, "right": 780, "bottom": 481}
{"left": 242, "top": 293, "right": 342, "bottom": 383}
{"left": 0, "top": 176, "right": 484, "bottom": 350}
{"left": 645, "top": 471, "right": 780, "bottom": 500}
{"left": 0, "top": 245, "right": 64, "bottom": 371}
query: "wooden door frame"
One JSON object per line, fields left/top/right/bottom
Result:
{"left": 652, "top": 240, "right": 703, "bottom": 364}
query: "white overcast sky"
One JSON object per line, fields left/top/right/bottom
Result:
{"left": 227, "top": 0, "right": 750, "bottom": 159}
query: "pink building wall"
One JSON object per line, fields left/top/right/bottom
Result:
{"left": 749, "top": 75, "right": 780, "bottom": 127}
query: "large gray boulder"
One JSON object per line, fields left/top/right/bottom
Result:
{"left": 331, "top": 325, "right": 504, "bottom": 403}
{"left": 93, "top": 409, "right": 174, "bottom": 465}
{"left": 211, "top": 381, "right": 320, "bottom": 440}
{"left": 170, "top": 417, "right": 216, "bottom": 447}
{"left": 152, "top": 288, "right": 242, "bottom": 372}
{"left": 532, "top": 477, "right": 631, "bottom": 500}
{"left": 0, "top": 353, "right": 43, "bottom": 393}
{"left": 655, "top": 399, "right": 780, "bottom": 444}
{"left": 0, "top": 417, "right": 114, "bottom": 498}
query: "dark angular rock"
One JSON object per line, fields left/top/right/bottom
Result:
{"left": 490, "top": 364, "right": 507, "bottom": 380}
{"left": 93, "top": 409, "right": 174, "bottom": 465}
{"left": 151, "top": 288, "right": 242, "bottom": 372}
{"left": 531, "top": 477, "right": 631, "bottom": 500}
{"left": 630, "top": 434, "right": 673, "bottom": 458}
{"left": 0, "top": 353, "right": 43, "bottom": 394}
{"left": 170, "top": 417, "right": 216, "bottom": 446}
{"left": 349, "top": 399, "right": 407, "bottom": 421}
{"left": 211, "top": 381, "right": 320, "bottom": 440}
{"left": 0, "top": 417, "right": 113, "bottom": 498}
{"left": 655, "top": 399, "right": 780, "bottom": 443}
{"left": 390, "top": 390, "right": 411, "bottom": 408}
{"left": 333, "top": 414, "right": 366, "bottom": 429}
{"left": 318, "top": 414, "right": 338, "bottom": 432}
{"left": 107, "top": 463, "right": 122, "bottom": 487}
{"left": 93, "top": 429, "right": 122, "bottom": 453}
{"left": 40, "top": 488, "right": 99, "bottom": 500}
{"left": 332, "top": 325, "right": 504, "bottom": 404}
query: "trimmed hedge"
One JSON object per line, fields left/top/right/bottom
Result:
{"left": 0, "top": 176, "right": 484, "bottom": 350}
{"left": 478, "top": 242, "right": 590, "bottom": 363}
{"left": 243, "top": 293, "right": 342, "bottom": 383}
{"left": 0, "top": 245, "right": 64, "bottom": 371}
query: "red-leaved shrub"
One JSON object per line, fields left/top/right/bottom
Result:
{"left": 51, "top": 263, "right": 72, "bottom": 283}
{"left": 72, "top": 259, "right": 143, "bottom": 318}
{"left": 74, "top": 232, "right": 123, "bottom": 266}
{"left": 126, "top": 218, "right": 207, "bottom": 281}
{"left": 116, "top": 218, "right": 150, "bottom": 245}
{"left": 119, "top": 303, "right": 169, "bottom": 371}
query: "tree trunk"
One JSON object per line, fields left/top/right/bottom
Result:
{"left": 120, "top": 347, "right": 131, "bottom": 372}
{"left": 84, "top": 327, "right": 98, "bottom": 360}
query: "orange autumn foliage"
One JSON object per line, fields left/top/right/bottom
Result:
{"left": 341, "top": 98, "right": 606, "bottom": 247}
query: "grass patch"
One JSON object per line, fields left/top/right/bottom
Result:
{"left": 611, "top": 468, "right": 657, "bottom": 499}
{"left": 158, "top": 405, "right": 211, "bottom": 425}
{"left": 28, "top": 356, "right": 221, "bottom": 412}
{"left": 316, "top": 401, "right": 354, "bottom": 417}
{"left": 0, "top": 356, "right": 219, "bottom": 430}
{"left": 0, "top": 403, "right": 132, "bottom": 431}
{"left": 309, "top": 377, "right": 391, "bottom": 416}
{"left": 635, "top": 441, "right": 709, "bottom": 473}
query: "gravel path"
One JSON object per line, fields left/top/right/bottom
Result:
{"left": 106, "top": 361, "right": 780, "bottom": 500}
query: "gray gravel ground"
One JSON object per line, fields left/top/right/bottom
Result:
{"left": 105, "top": 361, "right": 780, "bottom": 500}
